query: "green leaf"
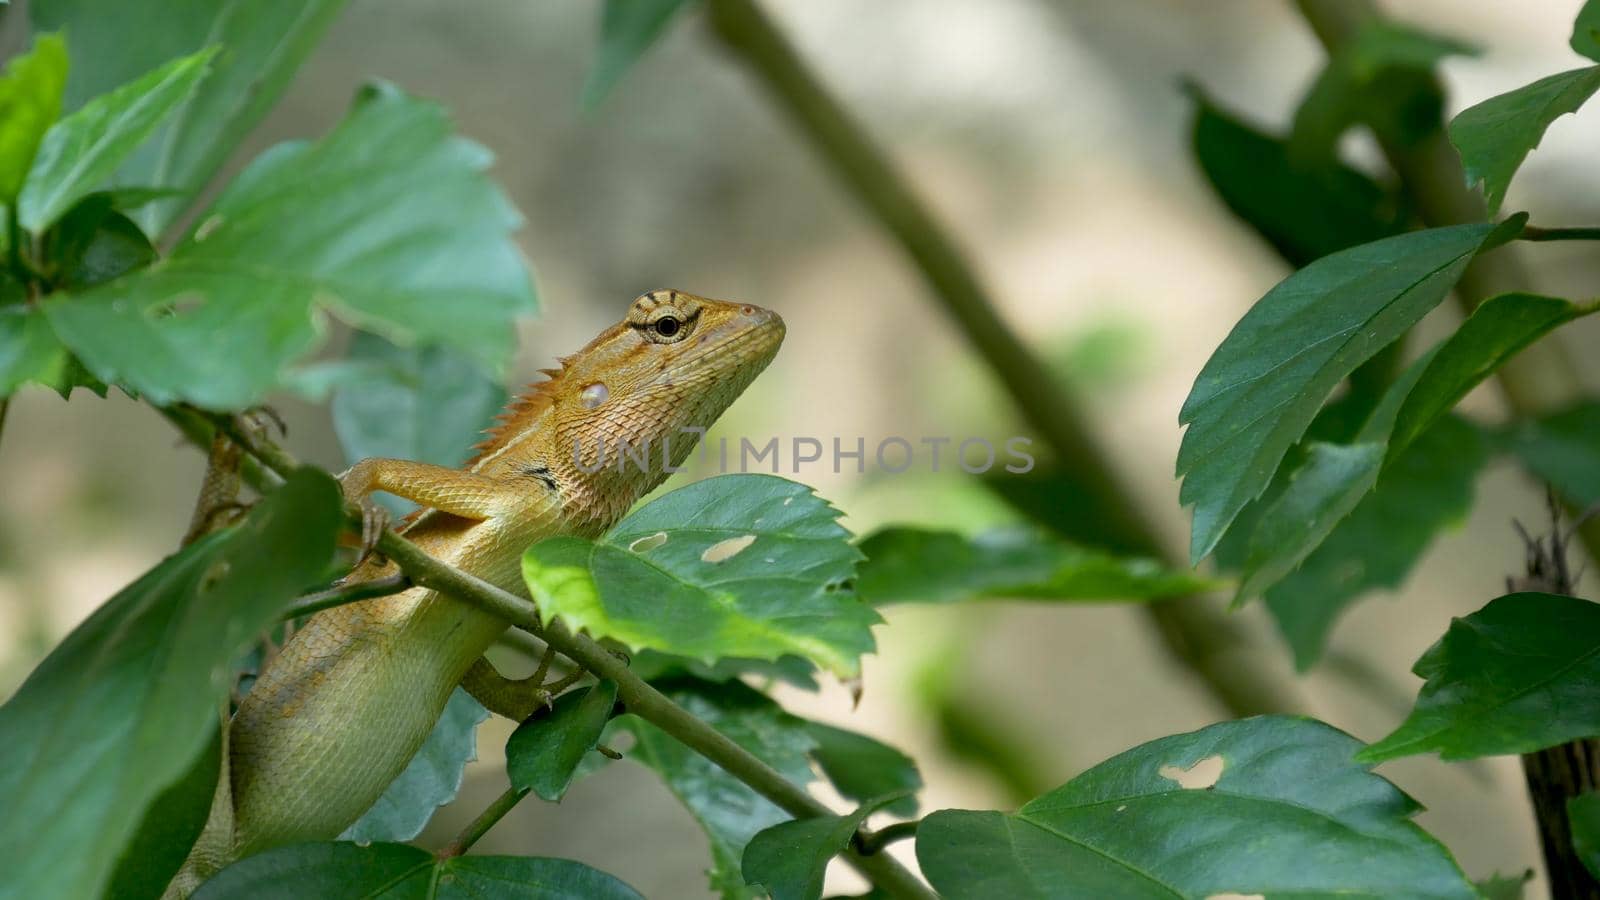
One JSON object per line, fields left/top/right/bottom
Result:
{"left": 1449, "top": 66, "right": 1600, "bottom": 215}
{"left": 856, "top": 526, "right": 1209, "bottom": 606}
{"left": 192, "top": 842, "right": 644, "bottom": 899}
{"left": 1391, "top": 293, "right": 1594, "bottom": 458}
{"left": 31, "top": 0, "right": 346, "bottom": 237}
{"left": 523, "top": 474, "right": 878, "bottom": 679}
{"left": 43, "top": 84, "right": 537, "bottom": 409}
{"left": 46, "top": 192, "right": 158, "bottom": 289}
{"left": 1475, "top": 869, "right": 1534, "bottom": 900}
{"left": 918, "top": 716, "right": 1475, "bottom": 900}
{"left": 507, "top": 680, "right": 619, "bottom": 802}
{"left": 583, "top": 0, "right": 693, "bottom": 109}
{"left": 1360, "top": 592, "right": 1600, "bottom": 762}
{"left": 1506, "top": 401, "right": 1600, "bottom": 508}
{"left": 613, "top": 678, "right": 817, "bottom": 897}
{"left": 105, "top": 721, "right": 222, "bottom": 900}
{"left": 0, "top": 305, "right": 69, "bottom": 396}
{"left": 339, "top": 687, "right": 489, "bottom": 845}
{"left": 1576, "top": 1, "right": 1600, "bottom": 62}
{"left": 1291, "top": 20, "right": 1474, "bottom": 159}
{"left": 0, "top": 468, "right": 342, "bottom": 900}
{"left": 1571, "top": 792, "right": 1600, "bottom": 881}
{"left": 742, "top": 793, "right": 908, "bottom": 900}
{"left": 331, "top": 330, "right": 508, "bottom": 514}
{"left": 1237, "top": 442, "right": 1383, "bottom": 603}
{"left": 1265, "top": 415, "right": 1487, "bottom": 669}
{"left": 17, "top": 48, "right": 215, "bottom": 233}
{"left": 805, "top": 723, "right": 921, "bottom": 817}
{"left": 1178, "top": 222, "right": 1510, "bottom": 564}
{"left": 1188, "top": 88, "right": 1406, "bottom": 268}
{"left": 0, "top": 33, "right": 67, "bottom": 200}
{"left": 630, "top": 649, "right": 821, "bottom": 691}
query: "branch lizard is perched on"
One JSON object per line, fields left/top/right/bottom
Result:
{"left": 171, "top": 290, "right": 784, "bottom": 895}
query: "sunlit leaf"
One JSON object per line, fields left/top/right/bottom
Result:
{"left": 0, "top": 32, "right": 68, "bottom": 200}
{"left": 523, "top": 475, "right": 878, "bottom": 679}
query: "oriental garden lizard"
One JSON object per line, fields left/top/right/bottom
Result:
{"left": 169, "top": 290, "right": 784, "bottom": 895}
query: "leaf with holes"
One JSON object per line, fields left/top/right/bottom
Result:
{"left": 32, "top": 0, "right": 346, "bottom": 237}
{"left": 1450, "top": 67, "right": 1600, "bottom": 214}
{"left": 17, "top": 47, "right": 215, "bottom": 233}
{"left": 43, "top": 83, "right": 536, "bottom": 410}
{"left": 583, "top": 0, "right": 693, "bottom": 108}
{"left": 522, "top": 474, "right": 878, "bottom": 678}
{"left": 192, "top": 842, "right": 643, "bottom": 899}
{"left": 611, "top": 678, "right": 818, "bottom": 898}
{"left": 856, "top": 526, "right": 1211, "bottom": 606}
{"left": 1178, "top": 221, "right": 1515, "bottom": 564}
{"left": 339, "top": 687, "right": 488, "bottom": 845}
{"left": 742, "top": 793, "right": 909, "bottom": 900}
{"left": 1360, "top": 593, "right": 1600, "bottom": 762}
{"left": 918, "top": 716, "right": 1475, "bottom": 900}
{"left": 0, "top": 468, "right": 342, "bottom": 900}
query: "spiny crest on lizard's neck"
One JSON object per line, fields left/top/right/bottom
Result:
{"left": 466, "top": 290, "right": 784, "bottom": 515}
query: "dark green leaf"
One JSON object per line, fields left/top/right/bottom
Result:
{"left": 339, "top": 687, "right": 489, "bottom": 844}
{"left": 980, "top": 467, "right": 1149, "bottom": 555}
{"left": 17, "top": 48, "right": 215, "bottom": 232}
{"left": 1266, "top": 416, "right": 1487, "bottom": 669}
{"left": 742, "top": 793, "right": 908, "bottom": 900}
{"left": 1450, "top": 66, "right": 1600, "bottom": 214}
{"left": 31, "top": 0, "right": 346, "bottom": 237}
{"left": 105, "top": 721, "right": 222, "bottom": 900}
{"left": 1474, "top": 869, "right": 1533, "bottom": 900}
{"left": 46, "top": 192, "right": 158, "bottom": 289}
{"left": 805, "top": 723, "right": 921, "bottom": 817}
{"left": 1575, "top": 1, "right": 1600, "bottom": 62}
{"left": 1238, "top": 442, "right": 1383, "bottom": 603}
{"left": 192, "top": 842, "right": 644, "bottom": 899}
{"left": 857, "top": 526, "right": 1209, "bottom": 606}
{"left": 1360, "top": 592, "right": 1600, "bottom": 762}
{"left": 1291, "top": 20, "right": 1474, "bottom": 159}
{"left": 523, "top": 475, "right": 878, "bottom": 678}
{"left": 583, "top": 0, "right": 693, "bottom": 108}
{"left": 1179, "top": 222, "right": 1510, "bottom": 563}
{"left": 613, "top": 678, "right": 817, "bottom": 897}
{"left": 1572, "top": 792, "right": 1600, "bottom": 881}
{"left": 630, "top": 650, "right": 820, "bottom": 691}
{"left": 44, "top": 84, "right": 537, "bottom": 409}
{"left": 508, "top": 680, "right": 619, "bottom": 802}
{"left": 0, "top": 33, "right": 67, "bottom": 200}
{"left": 1505, "top": 401, "right": 1600, "bottom": 506}
{"left": 0, "top": 305, "right": 69, "bottom": 396}
{"left": 1189, "top": 88, "right": 1406, "bottom": 268}
{"left": 0, "top": 468, "right": 342, "bottom": 900}
{"left": 918, "top": 716, "right": 1474, "bottom": 900}
{"left": 1391, "top": 293, "right": 1593, "bottom": 458}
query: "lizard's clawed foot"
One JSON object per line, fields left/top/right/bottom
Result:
{"left": 238, "top": 405, "right": 287, "bottom": 438}
{"left": 354, "top": 500, "right": 391, "bottom": 566}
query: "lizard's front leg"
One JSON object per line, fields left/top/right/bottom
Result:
{"left": 337, "top": 458, "right": 516, "bottom": 557}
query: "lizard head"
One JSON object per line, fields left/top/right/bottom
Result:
{"left": 471, "top": 289, "right": 784, "bottom": 532}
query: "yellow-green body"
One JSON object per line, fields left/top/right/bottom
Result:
{"left": 170, "top": 291, "right": 783, "bottom": 895}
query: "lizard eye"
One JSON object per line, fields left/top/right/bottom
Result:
{"left": 653, "top": 316, "right": 681, "bottom": 338}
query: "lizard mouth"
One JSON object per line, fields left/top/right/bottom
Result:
{"left": 663, "top": 309, "right": 785, "bottom": 381}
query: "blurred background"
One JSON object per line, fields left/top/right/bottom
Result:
{"left": 3, "top": 0, "right": 1598, "bottom": 896}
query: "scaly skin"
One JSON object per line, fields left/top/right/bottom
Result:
{"left": 172, "top": 291, "right": 783, "bottom": 893}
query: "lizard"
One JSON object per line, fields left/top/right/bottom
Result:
{"left": 169, "top": 290, "right": 784, "bottom": 895}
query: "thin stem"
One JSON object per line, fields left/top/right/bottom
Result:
{"left": 857, "top": 820, "right": 919, "bottom": 855}
{"left": 704, "top": 0, "right": 1304, "bottom": 719}
{"left": 175, "top": 413, "right": 937, "bottom": 900}
{"left": 1517, "top": 225, "right": 1600, "bottom": 243}
{"left": 281, "top": 573, "right": 412, "bottom": 620}
{"left": 437, "top": 785, "right": 528, "bottom": 859}
{"left": 0, "top": 398, "right": 10, "bottom": 459}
